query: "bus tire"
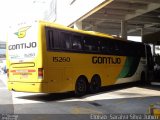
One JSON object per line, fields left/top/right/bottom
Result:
{"left": 89, "top": 75, "right": 101, "bottom": 94}
{"left": 75, "top": 76, "right": 88, "bottom": 97}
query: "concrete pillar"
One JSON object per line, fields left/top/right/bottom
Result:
{"left": 74, "top": 21, "right": 82, "bottom": 30}
{"left": 121, "top": 20, "right": 127, "bottom": 40}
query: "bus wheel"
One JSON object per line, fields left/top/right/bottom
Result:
{"left": 89, "top": 75, "right": 101, "bottom": 93}
{"left": 75, "top": 76, "right": 88, "bottom": 97}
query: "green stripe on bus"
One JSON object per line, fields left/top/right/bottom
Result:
{"left": 117, "top": 57, "right": 140, "bottom": 79}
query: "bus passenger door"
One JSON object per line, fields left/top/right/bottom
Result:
{"left": 146, "top": 45, "right": 154, "bottom": 71}
{"left": 146, "top": 45, "right": 154, "bottom": 81}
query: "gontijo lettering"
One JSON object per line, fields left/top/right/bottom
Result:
{"left": 8, "top": 42, "right": 37, "bottom": 50}
{"left": 92, "top": 56, "right": 121, "bottom": 64}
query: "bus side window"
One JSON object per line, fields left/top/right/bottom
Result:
{"left": 100, "top": 39, "right": 109, "bottom": 53}
{"left": 108, "top": 41, "right": 115, "bottom": 54}
{"left": 138, "top": 44, "right": 145, "bottom": 57}
{"left": 123, "top": 43, "right": 130, "bottom": 56}
{"left": 113, "top": 42, "right": 120, "bottom": 53}
{"left": 61, "top": 32, "right": 72, "bottom": 50}
{"left": 118, "top": 41, "right": 125, "bottom": 56}
{"left": 84, "top": 36, "right": 100, "bottom": 52}
{"left": 132, "top": 44, "right": 138, "bottom": 56}
{"left": 71, "top": 35, "right": 82, "bottom": 50}
{"left": 46, "top": 28, "right": 60, "bottom": 50}
{"left": 101, "top": 39, "right": 120, "bottom": 55}
{"left": 48, "top": 30, "right": 54, "bottom": 49}
{"left": 125, "top": 43, "right": 137, "bottom": 56}
{"left": 66, "top": 39, "right": 71, "bottom": 49}
{"left": 125, "top": 43, "right": 133, "bottom": 56}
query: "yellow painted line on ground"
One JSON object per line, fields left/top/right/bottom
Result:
{"left": 71, "top": 106, "right": 103, "bottom": 114}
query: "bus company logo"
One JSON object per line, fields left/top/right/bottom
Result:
{"left": 14, "top": 26, "right": 31, "bottom": 38}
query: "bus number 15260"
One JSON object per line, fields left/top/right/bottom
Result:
{"left": 53, "top": 57, "right": 71, "bottom": 62}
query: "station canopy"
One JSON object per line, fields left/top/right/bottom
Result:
{"left": 81, "top": 0, "right": 160, "bottom": 38}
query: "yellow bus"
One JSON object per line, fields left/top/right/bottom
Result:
{"left": 6, "top": 20, "right": 153, "bottom": 96}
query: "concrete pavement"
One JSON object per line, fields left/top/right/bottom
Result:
{"left": 0, "top": 74, "right": 14, "bottom": 114}
{"left": 1, "top": 74, "right": 160, "bottom": 120}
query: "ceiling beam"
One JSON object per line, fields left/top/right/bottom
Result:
{"left": 97, "top": 22, "right": 120, "bottom": 27}
{"left": 84, "top": 14, "right": 124, "bottom": 30}
{"left": 116, "top": 0, "right": 160, "bottom": 4}
{"left": 127, "top": 23, "right": 160, "bottom": 33}
{"left": 89, "top": 13, "right": 125, "bottom": 20}
{"left": 125, "top": 3, "right": 160, "bottom": 20}
{"left": 97, "top": 8, "right": 135, "bottom": 15}
{"left": 128, "top": 17, "right": 160, "bottom": 24}
{"left": 96, "top": 28, "right": 121, "bottom": 34}
{"left": 83, "top": 19, "right": 121, "bottom": 24}
{"left": 106, "top": 1, "right": 147, "bottom": 10}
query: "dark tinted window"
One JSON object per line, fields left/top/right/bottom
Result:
{"left": 84, "top": 36, "right": 100, "bottom": 52}
{"left": 45, "top": 26, "right": 145, "bottom": 57}
{"left": 100, "top": 39, "right": 109, "bottom": 53}
{"left": 100, "top": 39, "right": 122, "bottom": 55}
{"left": 123, "top": 42, "right": 145, "bottom": 57}
{"left": 109, "top": 41, "right": 120, "bottom": 54}
{"left": 46, "top": 27, "right": 60, "bottom": 50}
{"left": 72, "top": 35, "right": 82, "bottom": 50}
{"left": 137, "top": 44, "right": 145, "bottom": 57}
{"left": 61, "top": 32, "right": 72, "bottom": 49}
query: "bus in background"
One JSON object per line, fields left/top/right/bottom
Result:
{"left": 6, "top": 20, "right": 153, "bottom": 96}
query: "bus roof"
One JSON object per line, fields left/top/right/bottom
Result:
{"left": 39, "top": 20, "right": 144, "bottom": 45}
{"left": 39, "top": 20, "right": 118, "bottom": 40}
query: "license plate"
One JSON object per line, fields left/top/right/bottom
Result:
{"left": 21, "top": 73, "right": 28, "bottom": 78}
